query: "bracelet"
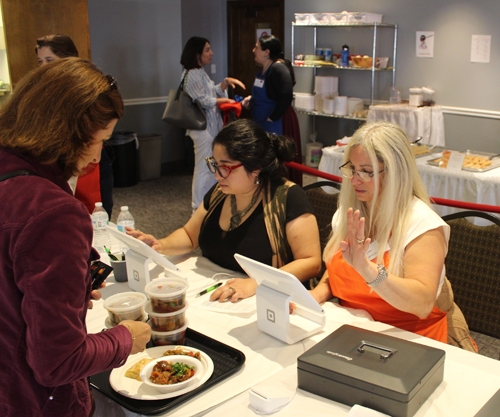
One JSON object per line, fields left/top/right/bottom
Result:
{"left": 120, "top": 323, "right": 135, "bottom": 344}
{"left": 366, "top": 264, "right": 388, "bottom": 288}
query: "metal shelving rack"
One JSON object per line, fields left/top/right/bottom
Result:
{"left": 291, "top": 21, "right": 398, "bottom": 122}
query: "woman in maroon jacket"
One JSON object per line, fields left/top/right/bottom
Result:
{"left": 0, "top": 58, "right": 150, "bottom": 417}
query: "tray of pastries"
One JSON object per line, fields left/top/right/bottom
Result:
{"left": 410, "top": 143, "right": 446, "bottom": 158}
{"left": 427, "top": 150, "right": 500, "bottom": 172}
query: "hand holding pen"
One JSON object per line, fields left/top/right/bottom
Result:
{"left": 195, "top": 282, "right": 223, "bottom": 298}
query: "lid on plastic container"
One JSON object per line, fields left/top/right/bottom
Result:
{"left": 145, "top": 301, "right": 189, "bottom": 317}
{"left": 104, "top": 292, "right": 147, "bottom": 312}
{"left": 145, "top": 277, "right": 189, "bottom": 300}
{"left": 149, "top": 320, "right": 189, "bottom": 336}
{"left": 409, "top": 87, "right": 423, "bottom": 94}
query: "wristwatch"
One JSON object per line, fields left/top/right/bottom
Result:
{"left": 366, "top": 264, "right": 388, "bottom": 288}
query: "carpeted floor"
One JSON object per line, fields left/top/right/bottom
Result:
{"left": 109, "top": 171, "right": 499, "bottom": 361}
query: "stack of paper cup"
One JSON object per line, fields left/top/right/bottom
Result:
{"left": 334, "top": 96, "right": 348, "bottom": 116}
{"left": 315, "top": 76, "right": 339, "bottom": 112}
{"left": 348, "top": 98, "right": 364, "bottom": 116}
{"left": 323, "top": 98, "right": 335, "bottom": 114}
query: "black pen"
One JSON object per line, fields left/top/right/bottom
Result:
{"left": 195, "top": 282, "right": 223, "bottom": 298}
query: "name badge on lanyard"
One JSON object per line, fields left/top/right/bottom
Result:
{"left": 254, "top": 78, "right": 265, "bottom": 88}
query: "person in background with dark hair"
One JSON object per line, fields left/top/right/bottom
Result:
{"left": 127, "top": 119, "right": 321, "bottom": 301}
{"left": 242, "top": 35, "right": 294, "bottom": 136}
{"left": 180, "top": 36, "right": 245, "bottom": 212}
{"left": 0, "top": 58, "right": 150, "bottom": 417}
{"left": 35, "top": 34, "right": 78, "bottom": 65}
{"left": 36, "top": 34, "right": 115, "bottom": 218}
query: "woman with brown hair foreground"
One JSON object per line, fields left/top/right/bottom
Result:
{"left": 0, "top": 58, "right": 150, "bottom": 417}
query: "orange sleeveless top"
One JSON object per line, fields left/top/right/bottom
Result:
{"left": 327, "top": 251, "right": 448, "bottom": 343}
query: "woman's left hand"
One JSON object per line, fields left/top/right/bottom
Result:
{"left": 224, "top": 77, "right": 245, "bottom": 90}
{"left": 339, "top": 208, "right": 372, "bottom": 271}
{"left": 209, "top": 278, "right": 257, "bottom": 302}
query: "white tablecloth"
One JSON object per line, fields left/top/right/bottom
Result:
{"left": 367, "top": 104, "right": 446, "bottom": 146}
{"left": 318, "top": 145, "right": 500, "bottom": 222}
{"left": 88, "top": 253, "right": 500, "bottom": 417}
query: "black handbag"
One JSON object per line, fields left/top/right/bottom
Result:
{"left": 162, "top": 71, "right": 207, "bottom": 130}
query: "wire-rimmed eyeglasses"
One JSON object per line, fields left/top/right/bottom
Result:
{"left": 340, "top": 161, "right": 384, "bottom": 182}
{"left": 205, "top": 157, "right": 243, "bottom": 179}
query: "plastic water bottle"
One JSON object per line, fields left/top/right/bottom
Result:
{"left": 117, "top": 206, "right": 135, "bottom": 232}
{"left": 341, "top": 44, "right": 350, "bottom": 67}
{"left": 91, "top": 202, "right": 111, "bottom": 252}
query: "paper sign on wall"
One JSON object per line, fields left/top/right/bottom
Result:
{"left": 257, "top": 28, "right": 271, "bottom": 40}
{"left": 416, "top": 31, "right": 434, "bottom": 58}
{"left": 471, "top": 35, "right": 491, "bottom": 63}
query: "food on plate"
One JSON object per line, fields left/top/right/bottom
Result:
{"left": 410, "top": 144, "right": 429, "bottom": 156}
{"left": 149, "top": 361, "right": 196, "bottom": 385}
{"left": 162, "top": 347, "right": 201, "bottom": 360}
{"left": 125, "top": 358, "right": 154, "bottom": 381}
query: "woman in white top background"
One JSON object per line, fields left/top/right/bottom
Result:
{"left": 180, "top": 36, "right": 245, "bottom": 212}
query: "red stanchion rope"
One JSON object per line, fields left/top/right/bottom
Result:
{"left": 285, "top": 161, "right": 500, "bottom": 214}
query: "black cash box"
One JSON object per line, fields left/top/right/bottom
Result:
{"left": 297, "top": 325, "right": 445, "bottom": 417}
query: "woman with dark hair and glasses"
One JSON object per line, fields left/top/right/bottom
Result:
{"left": 308, "top": 121, "right": 464, "bottom": 345}
{"left": 0, "top": 58, "right": 150, "bottom": 417}
{"left": 128, "top": 119, "right": 321, "bottom": 301}
{"left": 242, "top": 35, "right": 294, "bottom": 135}
{"left": 180, "top": 36, "right": 245, "bottom": 212}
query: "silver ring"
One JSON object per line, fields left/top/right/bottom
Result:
{"left": 356, "top": 237, "right": 365, "bottom": 244}
{"left": 228, "top": 287, "right": 236, "bottom": 296}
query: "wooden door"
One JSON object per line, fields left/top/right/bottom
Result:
{"left": 1, "top": 0, "right": 91, "bottom": 87}
{"left": 227, "top": 0, "right": 284, "bottom": 118}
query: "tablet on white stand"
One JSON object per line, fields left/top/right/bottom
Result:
{"left": 106, "top": 224, "right": 185, "bottom": 293}
{"left": 234, "top": 254, "right": 325, "bottom": 344}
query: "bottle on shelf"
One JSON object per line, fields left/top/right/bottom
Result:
{"left": 117, "top": 206, "right": 135, "bottom": 232}
{"left": 341, "top": 44, "right": 350, "bottom": 67}
{"left": 91, "top": 202, "right": 111, "bottom": 253}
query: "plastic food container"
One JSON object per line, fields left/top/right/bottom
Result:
{"left": 145, "top": 277, "right": 188, "bottom": 313}
{"left": 146, "top": 301, "right": 188, "bottom": 332}
{"left": 150, "top": 321, "right": 189, "bottom": 346}
{"left": 103, "top": 292, "right": 147, "bottom": 325}
{"left": 294, "top": 93, "right": 315, "bottom": 111}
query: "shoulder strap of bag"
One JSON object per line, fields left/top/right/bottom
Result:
{"left": 176, "top": 70, "right": 190, "bottom": 100}
{"left": 0, "top": 170, "right": 39, "bottom": 183}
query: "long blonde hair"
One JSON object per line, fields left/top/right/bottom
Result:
{"left": 323, "top": 122, "right": 430, "bottom": 276}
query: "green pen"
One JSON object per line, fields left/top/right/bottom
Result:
{"left": 104, "top": 246, "right": 119, "bottom": 261}
{"left": 195, "top": 282, "right": 223, "bottom": 298}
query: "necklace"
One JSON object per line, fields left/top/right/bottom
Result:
{"left": 228, "top": 194, "right": 258, "bottom": 232}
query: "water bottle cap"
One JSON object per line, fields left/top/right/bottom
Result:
{"left": 95, "top": 202, "right": 103, "bottom": 207}
{"left": 342, "top": 44, "right": 349, "bottom": 49}
{"left": 121, "top": 206, "right": 129, "bottom": 211}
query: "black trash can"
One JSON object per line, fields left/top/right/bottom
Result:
{"left": 108, "top": 131, "right": 139, "bottom": 187}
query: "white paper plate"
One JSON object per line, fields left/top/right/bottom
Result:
{"left": 109, "top": 346, "right": 214, "bottom": 400}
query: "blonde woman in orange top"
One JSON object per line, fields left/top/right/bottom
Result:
{"left": 310, "top": 122, "right": 450, "bottom": 342}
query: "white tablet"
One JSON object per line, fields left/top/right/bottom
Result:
{"left": 234, "top": 253, "right": 324, "bottom": 314}
{"left": 106, "top": 224, "right": 180, "bottom": 274}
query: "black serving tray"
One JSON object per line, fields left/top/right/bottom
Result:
{"left": 89, "top": 328, "right": 246, "bottom": 415}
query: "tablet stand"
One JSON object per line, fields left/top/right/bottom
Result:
{"left": 256, "top": 284, "right": 326, "bottom": 344}
{"left": 125, "top": 249, "right": 153, "bottom": 293}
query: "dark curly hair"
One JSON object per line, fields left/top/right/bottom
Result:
{"left": 213, "top": 119, "right": 295, "bottom": 189}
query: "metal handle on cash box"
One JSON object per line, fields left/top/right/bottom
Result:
{"left": 357, "top": 340, "right": 397, "bottom": 360}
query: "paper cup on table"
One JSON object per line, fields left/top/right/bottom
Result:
{"left": 334, "top": 96, "right": 348, "bottom": 116}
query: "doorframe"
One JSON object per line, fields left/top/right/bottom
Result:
{"left": 226, "top": 0, "right": 285, "bottom": 79}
